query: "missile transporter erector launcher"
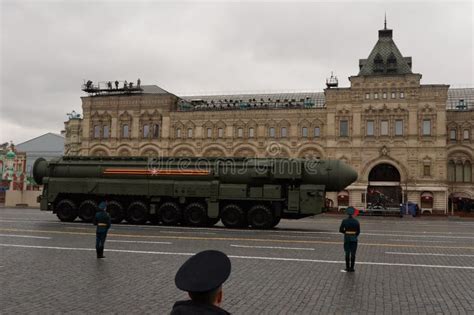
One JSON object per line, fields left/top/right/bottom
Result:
{"left": 34, "top": 156, "right": 357, "bottom": 229}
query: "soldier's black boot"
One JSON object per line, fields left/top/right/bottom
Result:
{"left": 349, "top": 256, "right": 356, "bottom": 272}
{"left": 345, "top": 255, "right": 350, "bottom": 272}
{"left": 98, "top": 248, "right": 105, "bottom": 259}
{"left": 96, "top": 248, "right": 101, "bottom": 258}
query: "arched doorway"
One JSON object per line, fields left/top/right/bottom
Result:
{"left": 449, "top": 192, "right": 474, "bottom": 212}
{"left": 420, "top": 192, "right": 434, "bottom": 211}
{"left": 367, "top": 163, "right": 402, "bottom": 209}
{"left": 337, "top": 190, "right": 349, "bottom": 211}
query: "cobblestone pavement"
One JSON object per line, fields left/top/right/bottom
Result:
{"left": 1, "top": 208, "right": 473, "bottom": 314}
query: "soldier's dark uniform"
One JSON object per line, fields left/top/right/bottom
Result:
{"left": 93, "top": 201, "right": 111, "bottom": 259}
{"left": 170, "top": 301, "right": 229, "bottom": 315}
{"left": 171, "top": 250, "right": 231, "bottom": 315}
{"left": 339, "top": 206, "right": 360, "bottom": 272}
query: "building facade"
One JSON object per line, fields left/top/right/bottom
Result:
{"left": 64, "top": 25, "right": 474, "bottom": 214}
{"left": 16, "top": 132, "right": 65, "bottom": 178}
{"left": 0, "top": 143, "right": 27, "bottom": 203}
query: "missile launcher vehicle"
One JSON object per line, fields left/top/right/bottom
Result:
{"left": 34, "top": 156, "right": 357, "bottom": 229}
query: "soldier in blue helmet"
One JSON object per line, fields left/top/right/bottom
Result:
{"left": 93, "top": 201, "right": 111, "bottom": 259}
{"left": 171, "top": 250, "right": 232, "bottom": 315}
{"left": 339, "top": 206, "right": 360, "bottom": 272}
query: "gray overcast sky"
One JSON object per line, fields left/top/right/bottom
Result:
{"left": 1, "top": 0, "right": 473, "bottom": 145}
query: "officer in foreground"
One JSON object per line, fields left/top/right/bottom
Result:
{"left": 93, "top": 201, "right": 111, "bottom": 259}
{"left": 339, "top": 206, "right": 360, "bottom": 272}
{"left": 171, "top": 250, "right": 231, "bottom": 315}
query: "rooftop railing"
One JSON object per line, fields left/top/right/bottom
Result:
{"left": 446, "top": 100, "right": 473, "bottom": 111}
{"left": 177, "top": 99, "right": 326, "bottom": 111}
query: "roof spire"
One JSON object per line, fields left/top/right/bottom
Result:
{"left": 384, "top": 12, "right": 387, "bottom": 30}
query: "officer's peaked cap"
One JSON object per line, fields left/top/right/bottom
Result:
{"left": 175, "top": 250, "right": 231, "bottom": 293}
{"left": 346, "top": 206, "right": 355, "bottom": 215}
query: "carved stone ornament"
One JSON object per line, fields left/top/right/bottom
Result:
{"left": 380, "top": 145, "right": 389, "bottom": 156}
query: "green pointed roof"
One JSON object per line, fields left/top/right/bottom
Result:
{"left": 358, "top": 27, "right": 413, "bottom": 76}
{"left": 6, "top": 150, "right": 16, "bottom": 159}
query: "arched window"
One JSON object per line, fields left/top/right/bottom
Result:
{"left": 302, "top": 127, "right": 308, "bottom": 138}
{"left": 248, "top": 127, "right": 254, "bottom": 138}
{"left": 369, "top": 163, "right": 400, "bottom": 182}
{"left": 387, "top": 52, "right": 397, "bottom": 73}
{"left": 281, "top": 127, "right": 287, "bottom": 138}
{"left": 143, "top": 124, "right": 150, "bottom": 138}
{"left": 122, "top": 124, "right": 129, "bottom": 138}
{"left": 374, "top": 53, "right": 384, "bottom": 72}
{"left": 464, "top": 161, "right": 472, "bottom": 182}
{"left": 423, "top": 120, "right": 431, "bottom": 136}
{"left": 450, "top": 129, "right": 456, "bottom": 140}
{"left": 176, "top": 128, "right": 181, "bottom": 139}
{"left": 269, "top": 127, "right": 275, "bottom": 138}
{"left": 420, "top": 192, "right": 433, "bottom": 209}
{"left": 103, "top": 125, "right": 110, "bottom": 138}
{"left": 337, "top": 191, "right": 349, "bottom": 207}
{"left": 448, "top": 160, "right": 455, "bottom": 182}
{"left": 366, "top": 120, "right": 374, "bottom": 136}
{"left": 94, "top": 125, "right": 100, "bottom": 138}
{"left": 314, "top": 127, "right": 320, "bottom": 138}
{"left": 339, "top": 120, "right": 349, "bottom": 137}
{"left": 153, "top": 124, "right": 160, "bottom": 138}
{"left": 187, "top": 128, "right": 193, "bottom": 138}
{"left": 464, "top": 129, "right": 470, "bottom": 140}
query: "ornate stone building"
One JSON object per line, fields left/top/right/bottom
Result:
{"left": 64, "top": 25, "right": 473, "bottom": 214}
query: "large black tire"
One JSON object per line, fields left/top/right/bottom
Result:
{"left": 78, "top": 200, "right": 98, "bottom": 222}
{"left": 55, "top": 199, "right": 78, "bottom": 222}
{"left": 221, "top": 204, "right": 246, "bottom": 228}
{"left": 183, "top": 202, "right": 208, "bottom": 227}
{"left": 159, "top": 202, "right": 182, "bottom": 226}
{"left": 248, "top": 204, "right": 274, "bottom": 229}
{"left": 126, "top": 201, "right": 149, "bottom": 225}
{"left": 107, "top": 200, "right": 125, "bottom": 224}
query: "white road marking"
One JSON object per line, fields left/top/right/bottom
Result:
{"left": 0, "top": 243, "right": 194, "bottom": 256}
{"left": 0, "top": 234, "right": 51, "bottom": 240}
{"left": 370, "top": 229, "right": 474, "bottom": 235}
{"left": 108, "top": 240, "right": 172, "bottom": 245}
{"left": 388, "top": 239, "right": 457, "bottom": 243}
{"left": 66, "top": 226, "right": 217, "bottom": 235}
{"left": 65, "top": 227, "right": 95, "bottom": 230}
{"left": 269, "top": 235, "right": 331, "bottom": 240}
{"left": 155, "top": 226, "right": 474, "bottom": 239}
{"left": 1, "top": 243, "right": 473, "bottom": 270}
{"left": 362, "top": 233, "right": 474, "bottom": 240}
{"left": 157, "top": 230, "right": 217, "bottom": 235}
{"left": 292, "top": 219, "right": 474, "bottom": 227}
{"left": 385, "top": 251, "right": 474, "bottom": 257}
{"left": 1, "top": 219, "right": 473, "bottom": 238}
{"left": 231, "top": 244, "right": 315, "bottom": 251}
{"left": 0, "top": 219, "right": 48, "bottom": 222}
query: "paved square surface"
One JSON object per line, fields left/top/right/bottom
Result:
{"left": 1, "top": 208, "right": 473, "bottom": 314}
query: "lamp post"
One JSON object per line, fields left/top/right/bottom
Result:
{"left": 404, "top": 177, "right": 409, "bottom": 215}
{"left": 404, "top": 176, "right": 414, "bottom": 215}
